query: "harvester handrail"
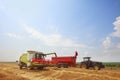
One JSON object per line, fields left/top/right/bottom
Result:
{"left": 45, "top": 52, "right": 57, "bottom": 57}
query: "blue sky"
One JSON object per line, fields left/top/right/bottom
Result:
{"left": 0, "top": 0, "right": 120, "bottom": 62}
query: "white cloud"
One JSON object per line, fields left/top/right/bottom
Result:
{"left": 22, "top": 23, "right": 87, "bottom": 48}
{"left": 101, "top": 16, "right": 120, "bottom": 60}
{"left": 103, "top": 16, "right": 120, "bottom": 49}
{"left": 44, "top": 34, "right": 86, "bottom": 47}
{"left": 112, "top": 16, "right": 120, "bottom": 37}
{"left": 7, "top": 33, "right": 23, "bottom": 39}
{"left": 102, "top": 37, "right": 111, "bottom": 49}
{"left": 22, "top": 23, "right": 43, "bottom": 39}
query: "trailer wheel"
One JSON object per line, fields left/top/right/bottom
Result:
{"left": 64, "top": 64, "right": 69, "bottom": 68}
{"left": 59, "top": 64, "right": 64, "bottom": 68}
{"left": 57, "top": 63, "right": 68, "bottom": 68}
{"left": 57, "top": 65, "right": 61, "bottom": 68}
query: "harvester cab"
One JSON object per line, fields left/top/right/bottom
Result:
{"left": 27, "top": 50, "right": 45, "bottom": 60}
{"left": 18, "top": 50, "right": 49, "bottom": 70}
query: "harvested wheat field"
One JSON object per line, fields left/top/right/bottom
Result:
{"left": 0, "top": 62, "right": 120, "bottom": 80}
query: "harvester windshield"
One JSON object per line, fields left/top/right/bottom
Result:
{"left": 28, "top": 53, "right": 34, "bottom": 61}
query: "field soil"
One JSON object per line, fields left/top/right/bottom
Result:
{"left": 0, "top": 62, "right": 120, "bottom": 80}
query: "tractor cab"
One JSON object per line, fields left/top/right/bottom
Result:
{"left": 83, "top": 57, "right": 91, "bottom": 61}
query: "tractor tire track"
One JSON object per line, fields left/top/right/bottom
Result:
{"left": 0, "top": 63, "right": 120, "bottom": 80}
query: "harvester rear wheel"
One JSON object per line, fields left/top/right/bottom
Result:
{"left": 38, "top": 67, "right": 44, "bottom": 70}
{"left": 27, "top": 66, "right": 32, "bottom": 70}
{"left": 27, "top": 66, "right": 34, "bottom": 70}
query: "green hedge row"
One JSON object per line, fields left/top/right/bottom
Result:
{"left": 103, "top": 62, "right": 120, "bottom": 67}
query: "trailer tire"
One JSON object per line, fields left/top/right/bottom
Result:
{"left": 64, "top": 64, "right": 69, "bottom": 68}
{"left": 59, "top": 64, "right": 64, "bottom": 68}
{"left": 57, "top": 63, "right": 69, "bottom": 68}
{"left": 57, "top": 63, "right": 64, "bottom": 68}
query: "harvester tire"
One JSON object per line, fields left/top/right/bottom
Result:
{"left": 27, "top": 66, "right": 32, "bottom": 70}
{"left": 19, "top": 65, "right": 22, "bottom": 69}
{"left": 38, "top": 67, "right": 44, "bottom": 70}
{"left": 19, "top": 62, "right": 23, "bottom": 69}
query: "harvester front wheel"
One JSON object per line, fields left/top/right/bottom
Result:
{"left": 19, "top": 66, "right": 22, "bottom": 69}
{"left": 19, "top": 62, "right": 23, "bottom": 69}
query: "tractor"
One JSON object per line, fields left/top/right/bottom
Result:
{"left": 80, "top": 57, "right": 105, "bottom": 70}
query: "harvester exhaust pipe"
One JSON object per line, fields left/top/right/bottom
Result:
{"left": 75, "top": 51, "right": 78, "bottom": 57}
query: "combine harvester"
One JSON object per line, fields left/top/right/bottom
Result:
{"left": 18, "top": 50, "right": 78, "bottom": 70}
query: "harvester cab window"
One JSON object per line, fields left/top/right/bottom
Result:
{"left": 35, "top": 53, "right": 39, "bottom": 59}
{"left": 28, "top": 53, "right": 34, "bottom": 61}
{"left": 35, "top": 53, "right": 44, "bottom": 59}
{"left": 40, "top": 55, "right": 45, "bottom": 59}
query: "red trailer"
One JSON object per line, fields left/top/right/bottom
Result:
{"left": 48, "top": 51, "right": 78, "bottom": 68}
